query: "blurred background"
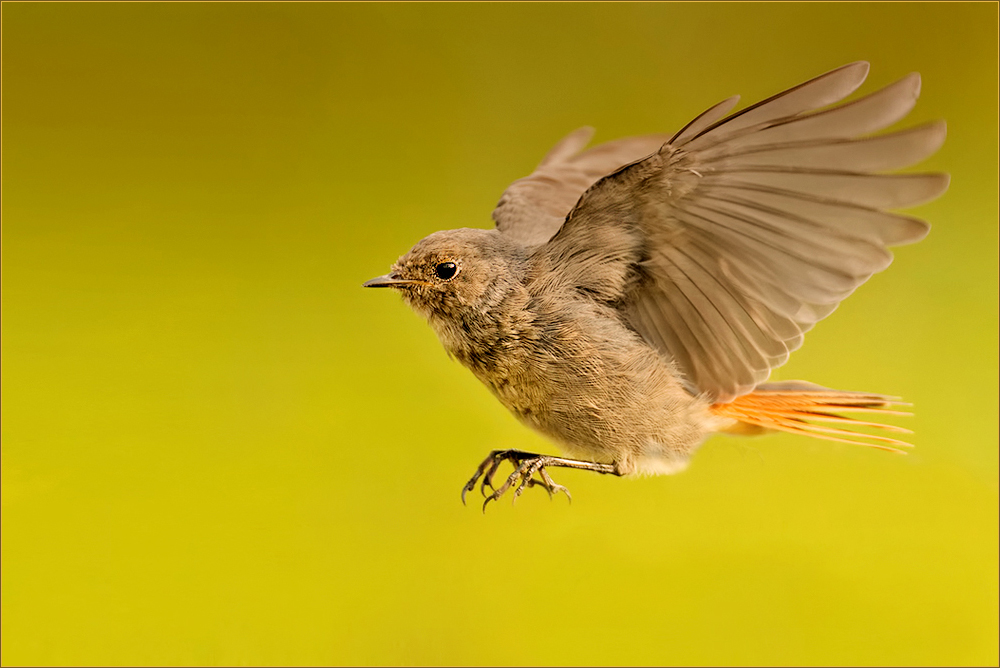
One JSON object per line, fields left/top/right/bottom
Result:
{"left": 2, "top": 3, "right": 997, "bottom": 666}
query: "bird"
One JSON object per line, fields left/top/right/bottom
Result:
{"left": 363, "top": 62, "right": 948, "bottom": 510}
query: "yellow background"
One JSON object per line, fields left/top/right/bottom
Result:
{"left": 3, "top": 3, "right": 997, "bottom": 666}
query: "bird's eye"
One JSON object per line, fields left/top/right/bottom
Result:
{"left": 435, "top": 261, "right": 458, "bottom": 280}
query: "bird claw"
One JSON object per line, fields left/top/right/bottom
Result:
{"left": 462, "top": 450, "right": 572, "bottom": 511}
{"left": 536, "top": 468, "right": 572, "bottom": 503}
{"left": 460, "top": 451, "right": 503, "bottom": 505}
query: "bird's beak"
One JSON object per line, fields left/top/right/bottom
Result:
{"left": 362, "top": 273, "right": 422, "bottom": 288}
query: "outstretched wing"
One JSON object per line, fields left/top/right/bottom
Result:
{"left": 539, "top": 62, "right": 948, "bottom": 403}
{"left": 492, "top": 128, "right": 684, "bottom": 247}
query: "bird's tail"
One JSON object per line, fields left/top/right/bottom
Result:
{"left": 709, "top": 381, "right": 914, "bottom": 454}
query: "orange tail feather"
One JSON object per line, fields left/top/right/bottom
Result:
{"left": 710, "top": 383, "right": 914, "bottom": 454}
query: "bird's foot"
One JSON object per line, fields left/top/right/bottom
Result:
{"left": 461, "top": 450, "right": 558, "bottom": 508}
{"left": 461, "top": 449, "right": 617, "bottom": 512}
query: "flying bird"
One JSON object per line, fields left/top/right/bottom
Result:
{"left": 364, "top": 62, "right": 948, "bottom": 510}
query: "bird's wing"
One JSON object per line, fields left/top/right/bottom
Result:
{"left": 492, "top": 128, "right": 679, "bottom": 247}
{"left": 538, "top": 62, "right": 948, "bottom": 403}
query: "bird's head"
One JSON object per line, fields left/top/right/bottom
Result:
{"left": 363, "top": 228, "right": 526, "bottom": 326}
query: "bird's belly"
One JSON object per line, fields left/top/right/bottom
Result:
{"left": 480, "top": 354, "right": 710, "bottom": 473}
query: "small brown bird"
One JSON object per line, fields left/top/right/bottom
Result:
{"left": 364, "top": 62, "right": 948, "bottom": 510}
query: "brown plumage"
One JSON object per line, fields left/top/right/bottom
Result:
{"left": 363, "top": 62, "right": 948, "bottom": 509}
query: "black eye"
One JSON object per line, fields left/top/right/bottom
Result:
{"left": 435, "top": 261, "right": 458, "bottom": 280}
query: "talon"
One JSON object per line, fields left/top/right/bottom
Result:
{"left": 482, "top": 491, "right": 501, "bottom": 514}
{"left": 538, "top": 468, "right": 571, "bottom": 503}
{"left": 461, "top": 475, "right": 481, "bottom": 506}
{"left": 479, "top": 455, "right": 505, "bottom": 498}
{"left": 461, "top": 481, "right": 476, "bottom": 506}
{"left": 462, "top": 450, "right": 506, "bottom": 505}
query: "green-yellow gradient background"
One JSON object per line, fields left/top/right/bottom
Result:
{"left": 3, "top": 3, "right": 997, "bottom": 666}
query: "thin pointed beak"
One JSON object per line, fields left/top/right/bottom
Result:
{"left": 363, "top": 273, "right": 421, "bottom": 288}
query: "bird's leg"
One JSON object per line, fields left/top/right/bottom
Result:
{"left": 462, "top": 451, "right": 619, "bottom": 511}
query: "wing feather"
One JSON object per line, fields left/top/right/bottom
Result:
{"left": 694, "top": 73, "right": 923, "bottom": 151}
{"left": 699, "top": 170, "right": 949, "bottom": 209}
{"left": 492, "top": 131, "right": 670, "bottom": 247}
{"left": 698, "top": 122, "right": 946, "bottom": 172}
{"left": 684, "top": 62, "right": 870, "bottom": 148}
{"left": 669, "top": 96, "right": 741, "bottom": 145}
{"left": 537, "top": 62, "right": 947, "bottom": 402}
